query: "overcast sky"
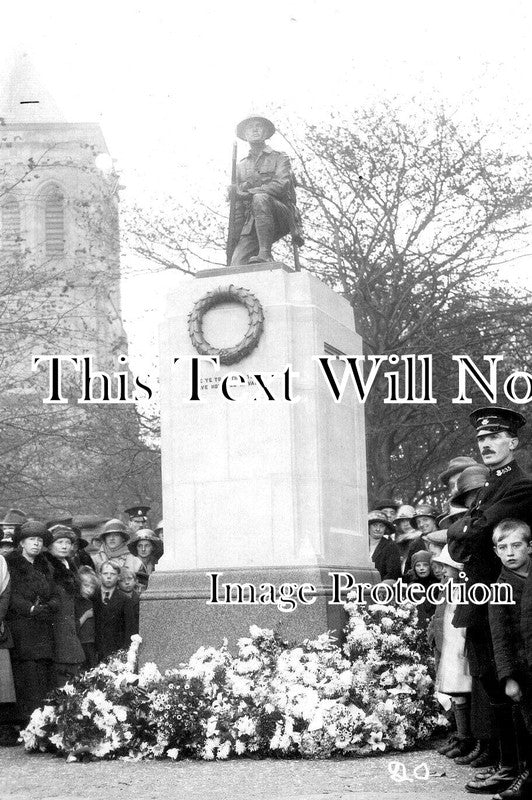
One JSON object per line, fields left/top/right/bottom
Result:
{"left": 1, "top": 0, "right": 531, "bottom": 374}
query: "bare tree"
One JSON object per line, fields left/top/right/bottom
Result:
{"left": 124, "top": 102, "right": 532, "bottom": 502}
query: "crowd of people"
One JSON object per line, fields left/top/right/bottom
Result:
{"left": 2, "top": 404, "right": 532, "bottom": 799}
{"left": 0, "top": 504, "right": 163, "bottom": 747}
{"left": 368, "top": 406, "right": 532, "bottom": 799}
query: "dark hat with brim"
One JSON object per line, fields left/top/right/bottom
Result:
{"left": 438, "top": 456, "right": 478, "bottom": 486}
{"left": 451, "top": 464, "right": 490, "bottom": 507}
{"left": 1, "top": 508, "right": 27, "bottom": 527}
{"left": 412, "top": 504, "right": 439, "bottom": 528}
{"left": 128, "top": 528, "right": 163, "bottom": 560}
{"left": 236, "top": 115, "right": 275, "bottom": 141}
{"left": 48, "top": 524, "right": 77, "bottom": 544}
{"left": 15, "top": 520, "right": 51, "bottom": 547}
{"left": 368, "top": 510, "right": 395, "bottom": 535}
{"left": 470, "top": 406, "right": 526, "bottom": 437}
{"left": 94, "top": 518, "right": 130, "bottom": 543}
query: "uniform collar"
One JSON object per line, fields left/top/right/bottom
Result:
{"left": 490, "top": 460, "right": 516, "bottom": 479}
{"left": 245, "top": 144, "right": 273, "bottom": 159}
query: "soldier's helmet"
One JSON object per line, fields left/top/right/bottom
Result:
{"left": 236, "top": 115, "right": 276, "bottom": 141}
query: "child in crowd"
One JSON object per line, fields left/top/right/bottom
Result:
{"left": 489, "top": 519, "right": 532, "bottom": 799}
{"left": 404, "top": 550, "right": 437, "bottom": 631}
{"left": 431, "top": 545, "right": 473, "bottom": 759}
{"left": 118, "top": 567, "right": 140, "bottom": 632}
{"left": 76, "top": 566, "right": 100, "bottom": 669}
{"left": 423, "top": 529, "right": 447, "bottom": 580}
{"left": 93, "top": 561, "right": 137, "bottom": 661}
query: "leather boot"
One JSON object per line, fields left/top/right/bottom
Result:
{"left": 437, "top": 733, "right": 460, "bottom": 755}
{"left": 248, "top": 206, "right": 274, "bottom": 263}
{"left": 448, "top": 737, "right": 477, "bottom": 759}
{"left": 447, "top": 702, "right": 474, "bottom": 757}
{"left": 494, "top": 769, "right": 531, "bottom": 799}
{"left": 455, "top": 740, "right": 482, "bottom": 764}
{"left": 466, "top": 704, "right": 519, "bottom": 793}
{"left": 465, "top": 765, "right": 517, "bottom": 794}
{"left": 470, "top": 739, "right": 498, "bottom": 769}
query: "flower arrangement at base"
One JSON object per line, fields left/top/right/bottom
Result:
{"left": 21, "top": 603, "right": 444, "bottom": 761}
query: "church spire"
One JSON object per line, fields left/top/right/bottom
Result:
{"left": 0, "top": 52, "right": 66, "bottom": 124}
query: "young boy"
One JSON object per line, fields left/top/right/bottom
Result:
{"left": 93, "top": 561, "right": 137, "bottom": 661}
{"left": 488, "top": 518, "right": 532, "bottom": 799}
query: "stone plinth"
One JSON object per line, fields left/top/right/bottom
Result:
{"left": 140, "top": 263, "right": 373, "bottom": 667}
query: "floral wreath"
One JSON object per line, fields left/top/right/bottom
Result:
{"left": 187, "top": 285, "right": 265, "bottom": 365}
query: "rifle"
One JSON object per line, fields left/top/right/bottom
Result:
{"left": 226, "top": 141, "right": 238, "bottom": 265}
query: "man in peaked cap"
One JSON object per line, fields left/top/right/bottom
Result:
{"left": 228, "top": 114, "right": 303, "bottom": 266}
{"left": 447, "top": 407, "right": 532, "bottom": 794}
{"left": 124, "top": 504, "right": 150, "bottom": 534}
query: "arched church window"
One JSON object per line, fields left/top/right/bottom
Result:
{"left": 1, "top": 195, "right": 21, "bottom": 250}
{"left": 44, "top": 186, "right": 65, "bottom": 256}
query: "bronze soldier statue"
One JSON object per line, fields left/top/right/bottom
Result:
{"left": 227, "top": 114, "right": 303, "bottom": 266}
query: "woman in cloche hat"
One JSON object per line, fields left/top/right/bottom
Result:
{"left": 91, "top": 519, "right": 147, "bottom": 583}
{"left": 128, "top": 528, "right": 163, "bottom": 587}
{"left": 4, "top": 522, "right": 58, "bottom": 726}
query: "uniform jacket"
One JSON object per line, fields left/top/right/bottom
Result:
{"left": 447, "top": 460, "right": 532, "bottom": 627}
{"left": 371, "top": 537, "right": 402, "bottom": 582}
{"left": 234, "top": 146, "right": 302, "bottom": 242}
{"left": 43, "top": 553, "right": 85, "bottom": 665}
{"left": 489, "top": 565, "right": 527, "bottom": 683}
{"left": 5, "top": 551, "right": 59, "bottom": 661}
{"left": 93, "top": 588, "right": 136, "bottom": 661}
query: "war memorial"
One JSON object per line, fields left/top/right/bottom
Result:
{"left": 140, "top": 114, "right": 373, "bottom": 667}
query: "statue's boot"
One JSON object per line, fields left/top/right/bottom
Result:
{"left": 248, "top": 198, "right": 274, "bottom": 263}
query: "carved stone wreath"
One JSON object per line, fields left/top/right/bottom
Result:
{"left": 187, "top": 285, "right": 265, "bottom": 365}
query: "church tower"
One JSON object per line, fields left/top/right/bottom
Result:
{"left": 0, "top": 52, "right": 127, "bottom": 379}
{"left": 0, "top": 55, "right": 157, "bottom": 520}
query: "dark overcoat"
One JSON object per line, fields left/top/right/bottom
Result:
{"left": 5, "top": 551, "right": 58, "bottom": 661}
{"left": 93, "top": 588, "right": 137, "bottom": 661}
{"left": 447, "top": 460, "right": 532, "bottom": 628}
{"left": 43, "top": 553, "right": 85, "bottom": 665}
{"left": 371, "top": 537, "right": 402, "bottom": 582}
{"left": 489, "top": 565, "right": 527, "bottom": 682}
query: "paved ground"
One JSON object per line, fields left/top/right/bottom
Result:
{"left": 0, "top": 740, "right": 482, "bottom": 800}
